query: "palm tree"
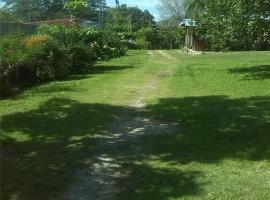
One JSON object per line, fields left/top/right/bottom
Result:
{"left": 115, "top": 0, "right": 119, "bottom": 8}
{"left": 183, "top": 0, "right": 206, "bottom": 19}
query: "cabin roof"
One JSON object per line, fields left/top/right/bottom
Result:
{"left": 179, "top": 19, "right": 197, "bottom": 27}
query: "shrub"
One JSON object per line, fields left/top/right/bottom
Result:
{"left": 0, "top": 34, "right": 27, "bottom": 96}
{"left": 38, "top": 25, "right": 99, "bottom": 72}
{"left": 67, "top": 43, "right": 97, "bottom": 73}
{"left": 24, "top": 35, "right": 68, "bottom": 82}
{"left": 38, "top": 25, "right": 128, "bottom": 63}
{"left": 38, "top": 25, "right": 81, "bottom": 47}
{"left": 25, "top": 35, "right": 49, "bottom": 48}
{"left": 1, "top": 24, "right": 130, "bottom": 97}
{"left": 0, "top": 34, "right": 68, "bottom": 97}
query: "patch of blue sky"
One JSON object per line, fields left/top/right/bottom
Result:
{"left": 0, "top": 1, "right": 6, "bottom": 8}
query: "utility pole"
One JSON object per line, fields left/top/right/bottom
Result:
{"left": 98, "top": 0, "right": 104, "bottom": 25}
{"left": 98, "top": 0, "right": 101, "bottom": 24}
{"left": 101, "top": 1, "right": 104, "bottom": 23}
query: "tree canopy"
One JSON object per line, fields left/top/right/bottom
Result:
{"left": 157, "top": 0, "right": 270, "bottom": 50}
{"left": 1, "top": 0, "right": 108, "bottom": 21}
{"left": 105, "top": 4, "right": 156, "bottom": 31}
{"left": 2, "top": 0, "right": 68, "bottom": 21}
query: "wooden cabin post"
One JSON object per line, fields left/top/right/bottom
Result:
{"left": 179, "top": 19, "right": 197, "bottom": 52}
{"left": 185, "top": 27, "right": 188, "bottom": 48}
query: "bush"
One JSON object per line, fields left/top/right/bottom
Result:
{"left": 1, "top": 24, "right": 131, "bottom": 97}
{"left": 0, "top": 34, "right": 27, "bottom": 96}
{"left": 196, "top": 0, "right": 270, "bottom": 51}
{"left": 24, "top": 35, "right": 68, "bottom": 81}
{"left": 67, "top": 44, "right": 97, "bottom": 73}
{"left": 135, "top": 27, "right": 185, "bottom": 50}
{"left": 38, "top": 25, "right": 128, "bottom": 63}
{"left": 0, "top": 34, "right": 68, "bottom": 97}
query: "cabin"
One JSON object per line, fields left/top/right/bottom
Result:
{"left": 179, "top": 19, "right": 205, "bottom": 52}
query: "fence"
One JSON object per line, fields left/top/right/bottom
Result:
{"left": 0, "top": 23, "right": 37, "bottom": 36}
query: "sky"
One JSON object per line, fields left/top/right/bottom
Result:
{"left": 107, "top": 0, "right": 160, "bottom": 21}
{"left": 0, "top": 1, "right": 5, "bottom": 7}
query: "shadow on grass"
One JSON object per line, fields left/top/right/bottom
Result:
{"left": 229, "top": 65, "right": 270, "bottom": 80}
{"left": 31, "top": 84, "right": 85, "bottom": 94}
{"left": 59, "top": 65, "right": 134, "bottom": 82}
{"left": 0, "top": 64, "right": 133, "bottom": 99}
{"left": 1, "top": 98, "right": 120, "bottom": 200}
{"left": 119, "top": 164, "right": 201, "bottom": 200}
{"left": 53, "top": 65, "right": 134, "bottom": 83}
{"left": 61, "top": 74, "right": 93, "bottom": 82}
{"left": 1, "top": 95, "right": 270, "bottom": 199}
{"left": 1, "top": 97, "right": 199, "bottom": 200}
{"left": 91, "top": 64, "right": 134, "bottom": 74}
{"left": 144, "top": 96, "right": 270, "bottom": 163}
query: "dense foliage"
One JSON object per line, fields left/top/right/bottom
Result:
{"left": 198, "top": 0, "right": 270, "bottom": 51}
{"left": 0, "top": 34, "right": 67, "bottom": 96}
{"left": 2, "top": 0, "right": 69, "bottom": 21}
{"left": 0, "top": 8, "right": 17, "bottom": 23}
{"left": 105, "top": 4, "right": 155, "bottom": 31}
{"left": 0, "top": 25, "right": 128, "bottom": 97}
{"left": 158, "top": 0, "right": 270, "bottom": 51}
{"left": 135, "top": 27, "right": 185, "bottom": 50}
{"left": 38, "top": 24, "right": 127, "bottom": 62}
{"left": 1, "top": 0, "right": 107, "bottom": 22}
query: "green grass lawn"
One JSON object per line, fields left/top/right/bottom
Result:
{"left": 1, "top": 50, "right": 270, "bottom": 199}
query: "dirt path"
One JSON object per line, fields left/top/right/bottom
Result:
{"left": 157, "top": 50, "right": 177, "bottom": 60}
{"left": 62, "top": 51, "right": 178, "bottom": 200}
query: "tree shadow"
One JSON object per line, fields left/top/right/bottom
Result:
{"left": 50, "top": 65, "right": 134, "bottom": 82}
{"left": 1, "top": 64, "right": 134, "bottom": 99}
{"left": 118, "top": 163, "right": 202, "bottom": 200}
{"left": 60, "top": 74, "right": 93, "bottom": 82}
{"left": 229, "top": 65, "right": 270, "bottom": 80}
{"left": 31, "top": 83, "right": 86, "bottom": 94}
{"left": 0, "top": 98, "right": 120, "bottom": 199}
{"left": 1, "top": 95, "right": 270, "bottom": 199}
{"left": 144, "top": 96, "right": 270, "bottom": 164}
{"left": 0, "top": 97, "right": 200, "bottom": 200}
{"left": 91, "top": 64, "right": 134, "bottom": 74}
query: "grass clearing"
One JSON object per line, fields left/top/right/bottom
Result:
{"left": 1, "top": 50, "right": 270, "bottom": 199}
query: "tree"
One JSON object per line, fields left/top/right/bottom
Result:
{"left": 158, "top": 17, "right": 180, "bottom": 27}
{"left": 105, "top": 5, "right": 155, "bottom": 31}
{"left": 157, "top": 0, "right": 270, "bottom": 51}
{"left": 157, "top": 0, "right": 206, "bottom": 19}
{"left": 115, "top": 0, "right": 119, "bottom": 8}
{"left": 157, "top": 0, "right": 184, "bottom": 19}
{"left": 183, "top": 0, "right": 206, "bottom": 18}
{"left": 2, "top": 0, "right": 68, "bottom": 21}
{"left": 65, "top": 0, "right": 92, "bottom": 19}
{"left": 198, "top": 0, "right": 270, "bottom": 50}
{"left": 89, "top": 0, "right": 107, "bottom": 23}
{"left": 0, "top": 8, "right": 17, "bottom": 22}
{"left": 2, "top": 0, "right": 108, "bottom": 22}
